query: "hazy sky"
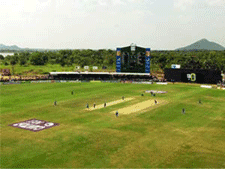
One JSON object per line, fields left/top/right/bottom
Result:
{"left": 1, "top": 0, "right": 225, "bottom": 50}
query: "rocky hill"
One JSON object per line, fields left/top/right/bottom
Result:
{"left": 176, "top": 39, "right": 225, "bottom": 51}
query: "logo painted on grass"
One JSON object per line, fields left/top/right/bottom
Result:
{"left": 8, "top": 119, "right": 59, "bottom": 132}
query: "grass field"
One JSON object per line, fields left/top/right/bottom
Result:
{"left": 0, "top": 64, "right": 116, "bottom": 75}
{"left": 1, "top": 82, "right": 225, "bottom": 168}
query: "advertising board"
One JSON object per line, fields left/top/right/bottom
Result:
{"left": 84, "top": 66, "right": 89, "bottom": 69}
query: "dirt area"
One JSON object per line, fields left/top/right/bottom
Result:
{"left": 86, "top": 97, "right": 134, "bottom": 111}
{"left": 111, "top": 99, "right": 165, "bottom": 115}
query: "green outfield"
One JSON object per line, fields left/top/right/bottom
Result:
{"left": 1, "top": 82, "right": 225, "bottom": 168}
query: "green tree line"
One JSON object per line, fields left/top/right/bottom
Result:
{"left": 0, "top": 49, "right": 225, "bottom": 72}
{"left": 0, "top": 49, "right": 115, "bottom": 68}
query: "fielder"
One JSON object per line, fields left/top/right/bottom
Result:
{"left": 182, "top": 108, "right": 185, "bottom": 114}
{"left": 116, "top": 111, "right": 119, "bottom": 117}
{"left": 54, "top": 100, "right": 57, "bottom": 106}
{"left": 104, "top": 102, "right": 106, "bottom": 107}
{"left": 86, "top": 103, "right": 89, "bottom": 109}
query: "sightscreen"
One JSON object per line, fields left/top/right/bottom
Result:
{"left": 165, "top": 68, "right": 222, "bottom": 84}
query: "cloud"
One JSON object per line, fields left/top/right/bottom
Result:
{"left": 205, "top": 0, "right": 225, "bottom": 6}
{"left": 97, "top": 0, "right": 108, "bottom": 6}
{"left": 113, "top": 0, "right": 126, "bottom": 5}
{"left": 174, "top": 0, "right": 195, "bottom": 10}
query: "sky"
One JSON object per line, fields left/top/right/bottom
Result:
{"left": 0, "top": 0, "right": 225, "bottom": 50}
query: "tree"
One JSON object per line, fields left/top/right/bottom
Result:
{"left": 18, "top": 52, "right": 30, "bottom": 65}
{"left": 30, "top": 52, "right": 48, "bottom": 65}
{"left": 0, "top": 55, "right": 4, "bottom": 60}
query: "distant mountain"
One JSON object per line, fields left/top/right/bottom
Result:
{"left": 0, "top": 44, "right": 56, "bottom": 52}
{"left": 0, "top": 44, "right": 21, "bottom": 50}
{"left": 176, "top": 39, "right": 225, "bottom": 51}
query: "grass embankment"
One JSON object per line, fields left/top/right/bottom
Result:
{"left": 0, "top": 64, "right": 116, "bottom": 76}
{"left": 0, "top": 63, "right": 163, "bottom": 76}
{"left": 1, "top": 82, "right": 224, "bottom": 168}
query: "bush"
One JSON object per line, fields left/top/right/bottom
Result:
{"left": 4, "top": 61, "right": 9, "bottom": 66}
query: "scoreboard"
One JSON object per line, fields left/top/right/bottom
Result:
{"left": 116, "top": 44, "right": 151, "bottom": 73}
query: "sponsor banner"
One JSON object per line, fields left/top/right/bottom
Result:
{"left": 31, "top": 80, "right": 51, "bottom": 83}
{"left": 3, "top": 81, "right": 21, "bottom": 85}
{"left": 116, "top": 48, "right": 121, "bottom": 56}
{"left": 116, "top": 48, "right": 121, "bottom": 72}
{"left": 54, "top": 80, "right": 69, "bottom": 83}
{"left": 93, "top": 66, "right": 98, "bottom": 70}
{"left": 90, "top": 80, "right": 101, "bottom": 83}
{"left": 146, "top": 48, "right": 151, "bottom": 57}
{"left": 187, "top": 73, "right": 196, "bottom": 82}
{"left": 156, "top": 82, "right": 168, "bottom": 85}
{"left": 8, "top": 119, "right": 59, "bottom": 132}
{"left": 69, "top": 80, "right": 81, "bottom": 83}
{"left": 200, "top": 85, "right": 212, "bottom": 88}
{"left": 132, "top": 82, "right": 153, "bottom": 84}
{"left": 145, "top": 90, "right": 168, "bottom": 94}
{"left": 101, "top": 80, "right": 119, "bottom": 83}
{"left": 21, "top": 81, "right": 31, "bottom": 84}
{"left": 145, "top": 49, "right": 150, "bottom": 73}
{"left": 171, "top": 64, "right": 181, "bottom": 69}
{"left": 84, "top": 66, "right": 89, "bottom": 69}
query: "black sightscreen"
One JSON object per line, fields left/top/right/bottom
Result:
{"left": 165, "top": 68, "right": 222, "bottom": 84}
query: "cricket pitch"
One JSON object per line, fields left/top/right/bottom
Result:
{"left": 112, "top": 99, "right": 165, "bottom": 114}
{"left": 87, "top": 97, "right": 134, "bottom": 110}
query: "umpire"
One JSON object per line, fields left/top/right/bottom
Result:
{"left": 93, "top": 103, "right": 96, "bottom": 108}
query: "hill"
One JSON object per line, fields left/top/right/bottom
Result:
{"left": 0, "top": 44, "right": 55, "bottom": 52}
{"left": 0, "top": 44, "right": 21, "bottom": 50}
{"left": 176, "top": 39, "right": 225, "bottom": 51}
